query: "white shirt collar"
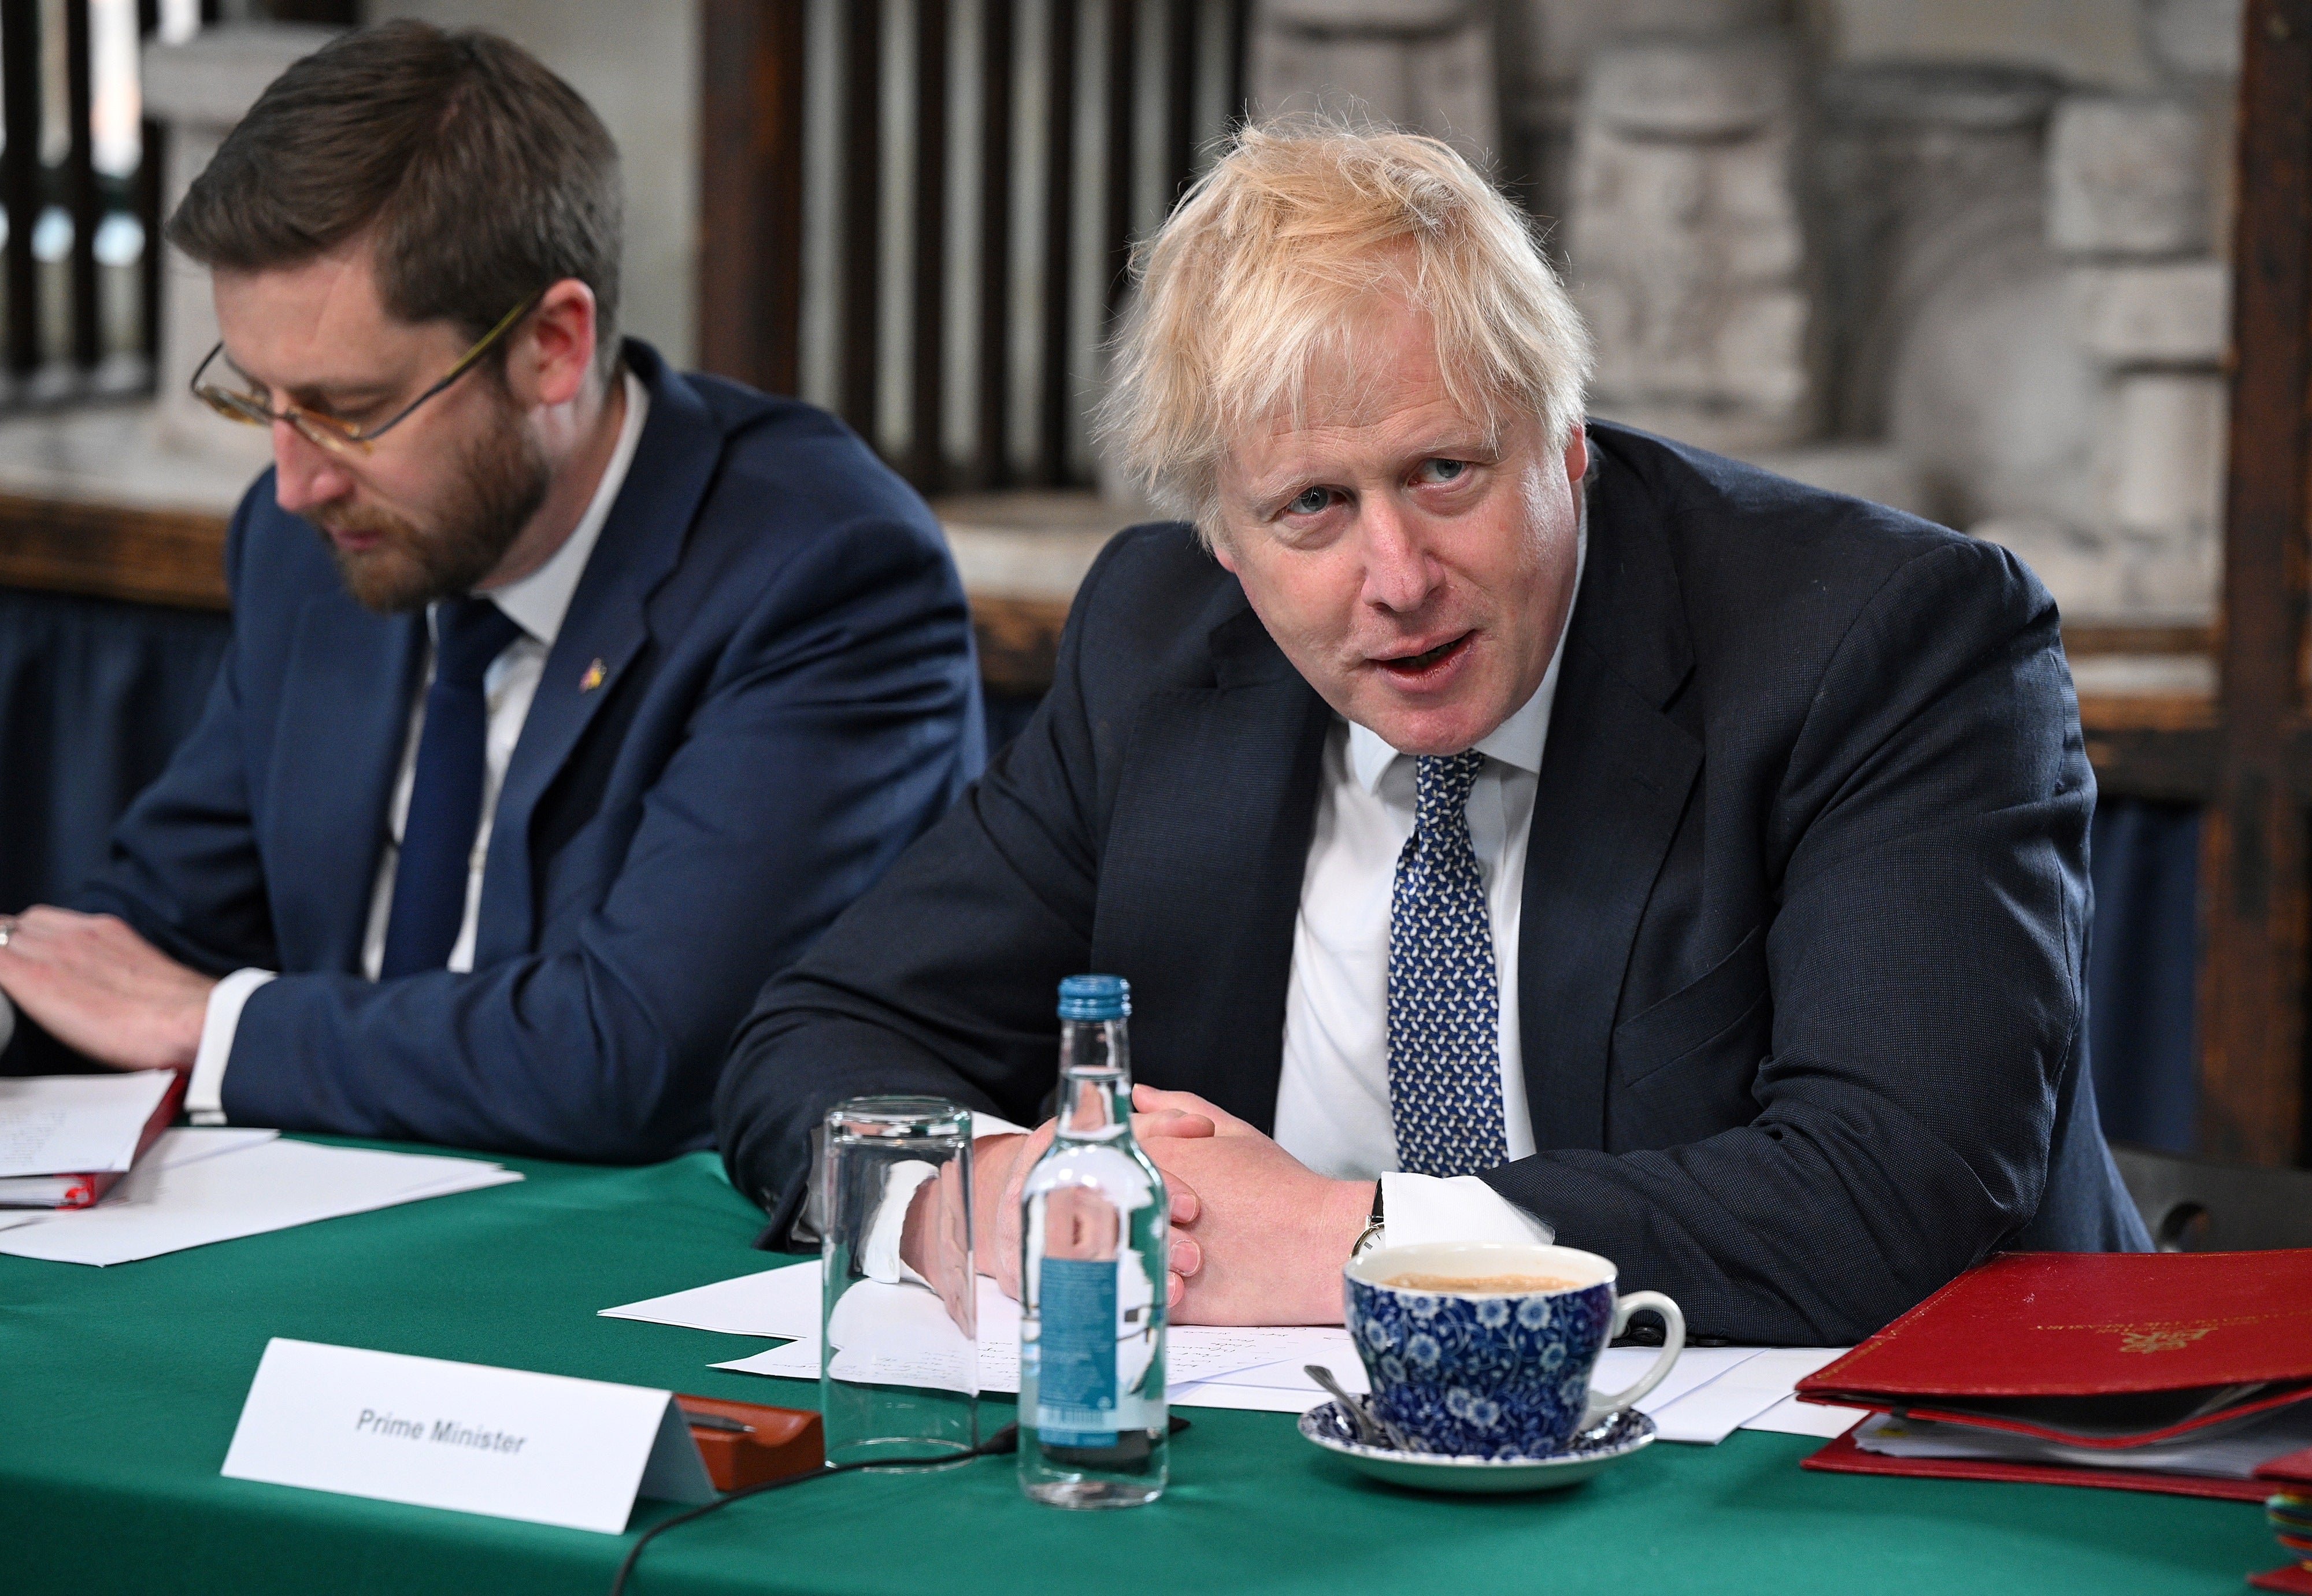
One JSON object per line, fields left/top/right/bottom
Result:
{"left": 480, "top": 368, "right": 649, "bottom": 647}
{"left": 1346, "top": 493, "right": 1589, "bottom": 795}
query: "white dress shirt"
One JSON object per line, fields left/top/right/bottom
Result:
{"left": 187, "top": 372, "right": 649, "bottom": 1123}
{"left": 1271, "top": 517, "right": 1587, "bottom": 1248}
{"left": 963, "top": 526, "right": 1585, "bottom": 1254}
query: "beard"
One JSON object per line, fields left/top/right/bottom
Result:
{"left": 316, "top": 401, "right": 552, "bottom": 614}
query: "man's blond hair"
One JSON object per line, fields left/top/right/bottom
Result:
{"left": 1099, "top": 120, "right": 1592, "bottom": 544}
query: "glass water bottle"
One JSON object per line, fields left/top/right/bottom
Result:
{"left": 1017, "top": 974, "right": 1168, "bottom": 1508}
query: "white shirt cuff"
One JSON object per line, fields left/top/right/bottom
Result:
{"left": 188, "top": 968, "right": 277, "bottom": 1124}
{"left": 861, "top": 1159, "right": 939, "bottom": 1285}
{"left": 853, "top": 1116, "right": 1034, "bottom": 1285}
{"left": 1380, "top": 1172, "right": 1556, "bottom": 1248}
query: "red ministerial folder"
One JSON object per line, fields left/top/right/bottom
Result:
{"left": 2252, "top": 1449, "right": 2312, "bottom": 1595}
{"left": 1794, "top": 1250, "right": 2312, "bottom": 1447}
{"left": 0, "top": 1071, "right": 186, "bottom": 1209}
{"left": 1801, "top": 1424, "right": 2277, "bottom": 1502}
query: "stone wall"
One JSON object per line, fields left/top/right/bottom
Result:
{"left": 1250, "top": 0, "right": 2246, "bottom": 629}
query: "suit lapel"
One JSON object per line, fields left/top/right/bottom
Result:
{"left": 473, "top": 351, "right": 725, "bottom": 964}
{"left": 1518, "top": 454, "right": 1702, "bottom": 1151}
{"left": 1093, "top": 603, "right": 1331, "bottom": 1131}
{"left": 264, "top": 594, "right": 424, "bottom": 971}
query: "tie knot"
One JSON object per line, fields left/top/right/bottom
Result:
{"left": 1413, "top": 750, "right": 1484, "bottom": 827}
{"left": 433, "top": 596, "right": 524, "bottom": 689}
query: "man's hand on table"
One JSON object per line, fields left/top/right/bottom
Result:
{"left": 1129, "top": 1085, "right": 1369, "bottom": 1326}
{"left": 953, "top": 1101, "right": 1217, "bottom": 1309}
{"left": 0, "top": 907, "right": 212, "bottom": 1070}
{"left": 912, "top": 1087, "right": 1366, "bottom": 1324}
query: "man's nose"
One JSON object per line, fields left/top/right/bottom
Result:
{"left": 269, "top": 420, "right": 354, "bottom": 515}
{"left": 1358, "top": 496, "right": 1438, "bottom": 613}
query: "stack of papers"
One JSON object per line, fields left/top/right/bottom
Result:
{"left": 0, "top": 1129, "right": 522, "bottom": 1265}
{"left": 1852, "top": 1402, "right": 2312, "bottom": 1480}
{"left": 601, "top": 1260, "right": 1867, "bottom": 1442}
{"left": 0, "top": 1071, "right": 183, "bottom": 1204}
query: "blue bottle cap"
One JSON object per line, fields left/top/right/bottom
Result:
{"left": 1056, "top": 973, "right": 1131, "bottom": 1021}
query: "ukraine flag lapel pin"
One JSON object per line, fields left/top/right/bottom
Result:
{"left": 580, "top": 658, "right": 607, "bottom": 693}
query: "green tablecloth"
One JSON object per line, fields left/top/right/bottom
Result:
{"left": 0, "top": 1140, "right": 2277, "bottom": 1595}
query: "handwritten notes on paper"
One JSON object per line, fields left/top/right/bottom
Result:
{"left": 0, "top": 1071, "right": 178, "bottom": 1178}
{"left": 604, "top": 1260, "right": 1856, "bottom": 1435}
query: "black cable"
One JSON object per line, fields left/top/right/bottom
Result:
{"left": 606, "top": 1423, "right": 1021, "bottom": 1596}
{"left": 607, "top": 1412, "right": 1190, "bottom": 1595}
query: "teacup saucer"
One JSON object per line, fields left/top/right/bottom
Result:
{"left": 1298, "top": 1401, "right": 1656, "bottom": 1495}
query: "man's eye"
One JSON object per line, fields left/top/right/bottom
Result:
{"left": 1287, "top": 487, "right": 1334, "bottom": 516}
{"left": 1417, "top": 458, "right": 1469, "bottom": 484}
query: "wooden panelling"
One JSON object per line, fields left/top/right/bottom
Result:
{"left": 970, "top": 592, "right": 1072, "bottom": 696}
{"left": 2200, "top": 0, "right": 2312, "bottom": 1166}
{"left": 696, "top": 0, "right": 807, "bottom": 395}
{"left": 0, "top": 493, "right": 228, "bottom": 610}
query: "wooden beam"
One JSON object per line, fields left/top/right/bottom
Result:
{"left": 2200, "top": 0, "right": 2312, "bottom": 1166}
{"left": 2079, "top": 693, "right": 2219, "bottom": 804}
{"left": 0, "top": 493, "right": 228, "bottom": 610}
{"left": 970, "top": 593, "right": 1071, "bottom": 695}
{"left": 696, "top": 0, "right": 807, "bottom": 394}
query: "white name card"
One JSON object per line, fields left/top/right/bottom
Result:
{"left": 221, "top": 1338, "right": 718, "bottom": 1534}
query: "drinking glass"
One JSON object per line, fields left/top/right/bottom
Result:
{"left": 819, "top": 1097, "right": 978, "bottom": 1468}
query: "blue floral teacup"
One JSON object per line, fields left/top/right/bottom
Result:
{"left": 1342, "top": 1242, "right": 1685, "bottom": 1458}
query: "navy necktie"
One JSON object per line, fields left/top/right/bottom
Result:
{"left": 379, "top": 596, "right": 524, "bottom": 979}
{"left": 1386, "top": 750, "right": 1510, "bottom": 1176}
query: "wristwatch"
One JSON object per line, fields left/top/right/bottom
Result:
{"left": 1350, "top": 1179, "right": 1385, "bottom": 1257}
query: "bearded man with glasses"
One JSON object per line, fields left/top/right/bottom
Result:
{"left": 0, "top": 23, "right": 984, "bottom": 1164}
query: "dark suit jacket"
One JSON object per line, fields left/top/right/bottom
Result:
{"left": 10, "top": 340, "right": 984, "bottom": 1164}
{"left": 713, "top": 421, "right": 2147, "bottom": 1345}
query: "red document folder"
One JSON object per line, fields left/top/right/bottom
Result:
{"left": 0, "top": 1071, "right": 186, "bottom": 1209}
{"left": 2252, "top": 1447, "right": 2312, "bottom": 1595}
{"left": 1795, "top": 1250, "right": 2312, "bottom": 1447}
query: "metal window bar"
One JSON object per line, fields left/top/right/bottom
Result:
{"left": 0, "top": 0, "right": 166, "bottom": 402}
{"left": 757, "top": 0, "right": 1244, "bottom": 493}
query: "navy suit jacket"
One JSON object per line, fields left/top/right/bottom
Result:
{"left": 714, "top": 422, "right": 2147, "bottom": 1346}
{"left": 21, "top": 341, "right": 983, "bottom": 1163}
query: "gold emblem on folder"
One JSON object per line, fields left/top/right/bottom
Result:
{"left": 2118, "top": 1326, "right": 2213, "bottom": 1354}
{"left": 580, "top": 658, "right": 607, "bottom": 693}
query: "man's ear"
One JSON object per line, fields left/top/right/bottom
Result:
{"left": 1207, "top": 524, "right": 1239, "bottom": 575}
{"left": 510, "top": 278, "right": 598, "bottom": 409}
{"left": 1562, "top": 424, "right": 1588, "bottom": 487}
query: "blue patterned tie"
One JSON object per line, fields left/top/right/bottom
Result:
{"left": 379, "top": 596, "right": 524, "bottom": 978}
{"left": 1386, "top": 751, "right": 1509, "bottom": 1175}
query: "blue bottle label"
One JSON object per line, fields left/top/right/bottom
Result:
{"left": 1035, "top": 1256, "right": 1118, "bottom": 1445}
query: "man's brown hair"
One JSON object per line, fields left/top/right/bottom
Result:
{"left": 168, "top": 20, "right": 622, "bottom": 378}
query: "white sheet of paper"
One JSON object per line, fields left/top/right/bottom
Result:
{"left": 599, "top": 1260, "right": 824, "bottom": 1338}
{"left": 609, "top": 1261, "right": 1330, "bottom": 1397}
{"left": 221, "top": 1338, "right": 715, "bottom": 1534}
{"left": 1156, "top": 1342, "right": 1770, "bottom": 1420}
{"left": 1740, "top": 1394, "right": 1871, "bottom": 1438}
{"left": 155, "top": 1127, "right": 280, "bottom": 1169}
{"left": 1640, "top": 1347, "right": 1852, "bottom": 1443}
{"left": 0, "top": 1071, "right": 178, "bottom": 1177}
{"left": 0, "top": 1137, "right": 520, "bottom": 1265}
{"left": 622, "top": 1264, "right": 1852, "bottom": 1438}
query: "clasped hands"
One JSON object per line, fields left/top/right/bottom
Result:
{"left": 0, "top": 907, "right": 214, "bottom": 1071}
{"left": 902, "top": 1085, "right": 1372, "bottom": 1328}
